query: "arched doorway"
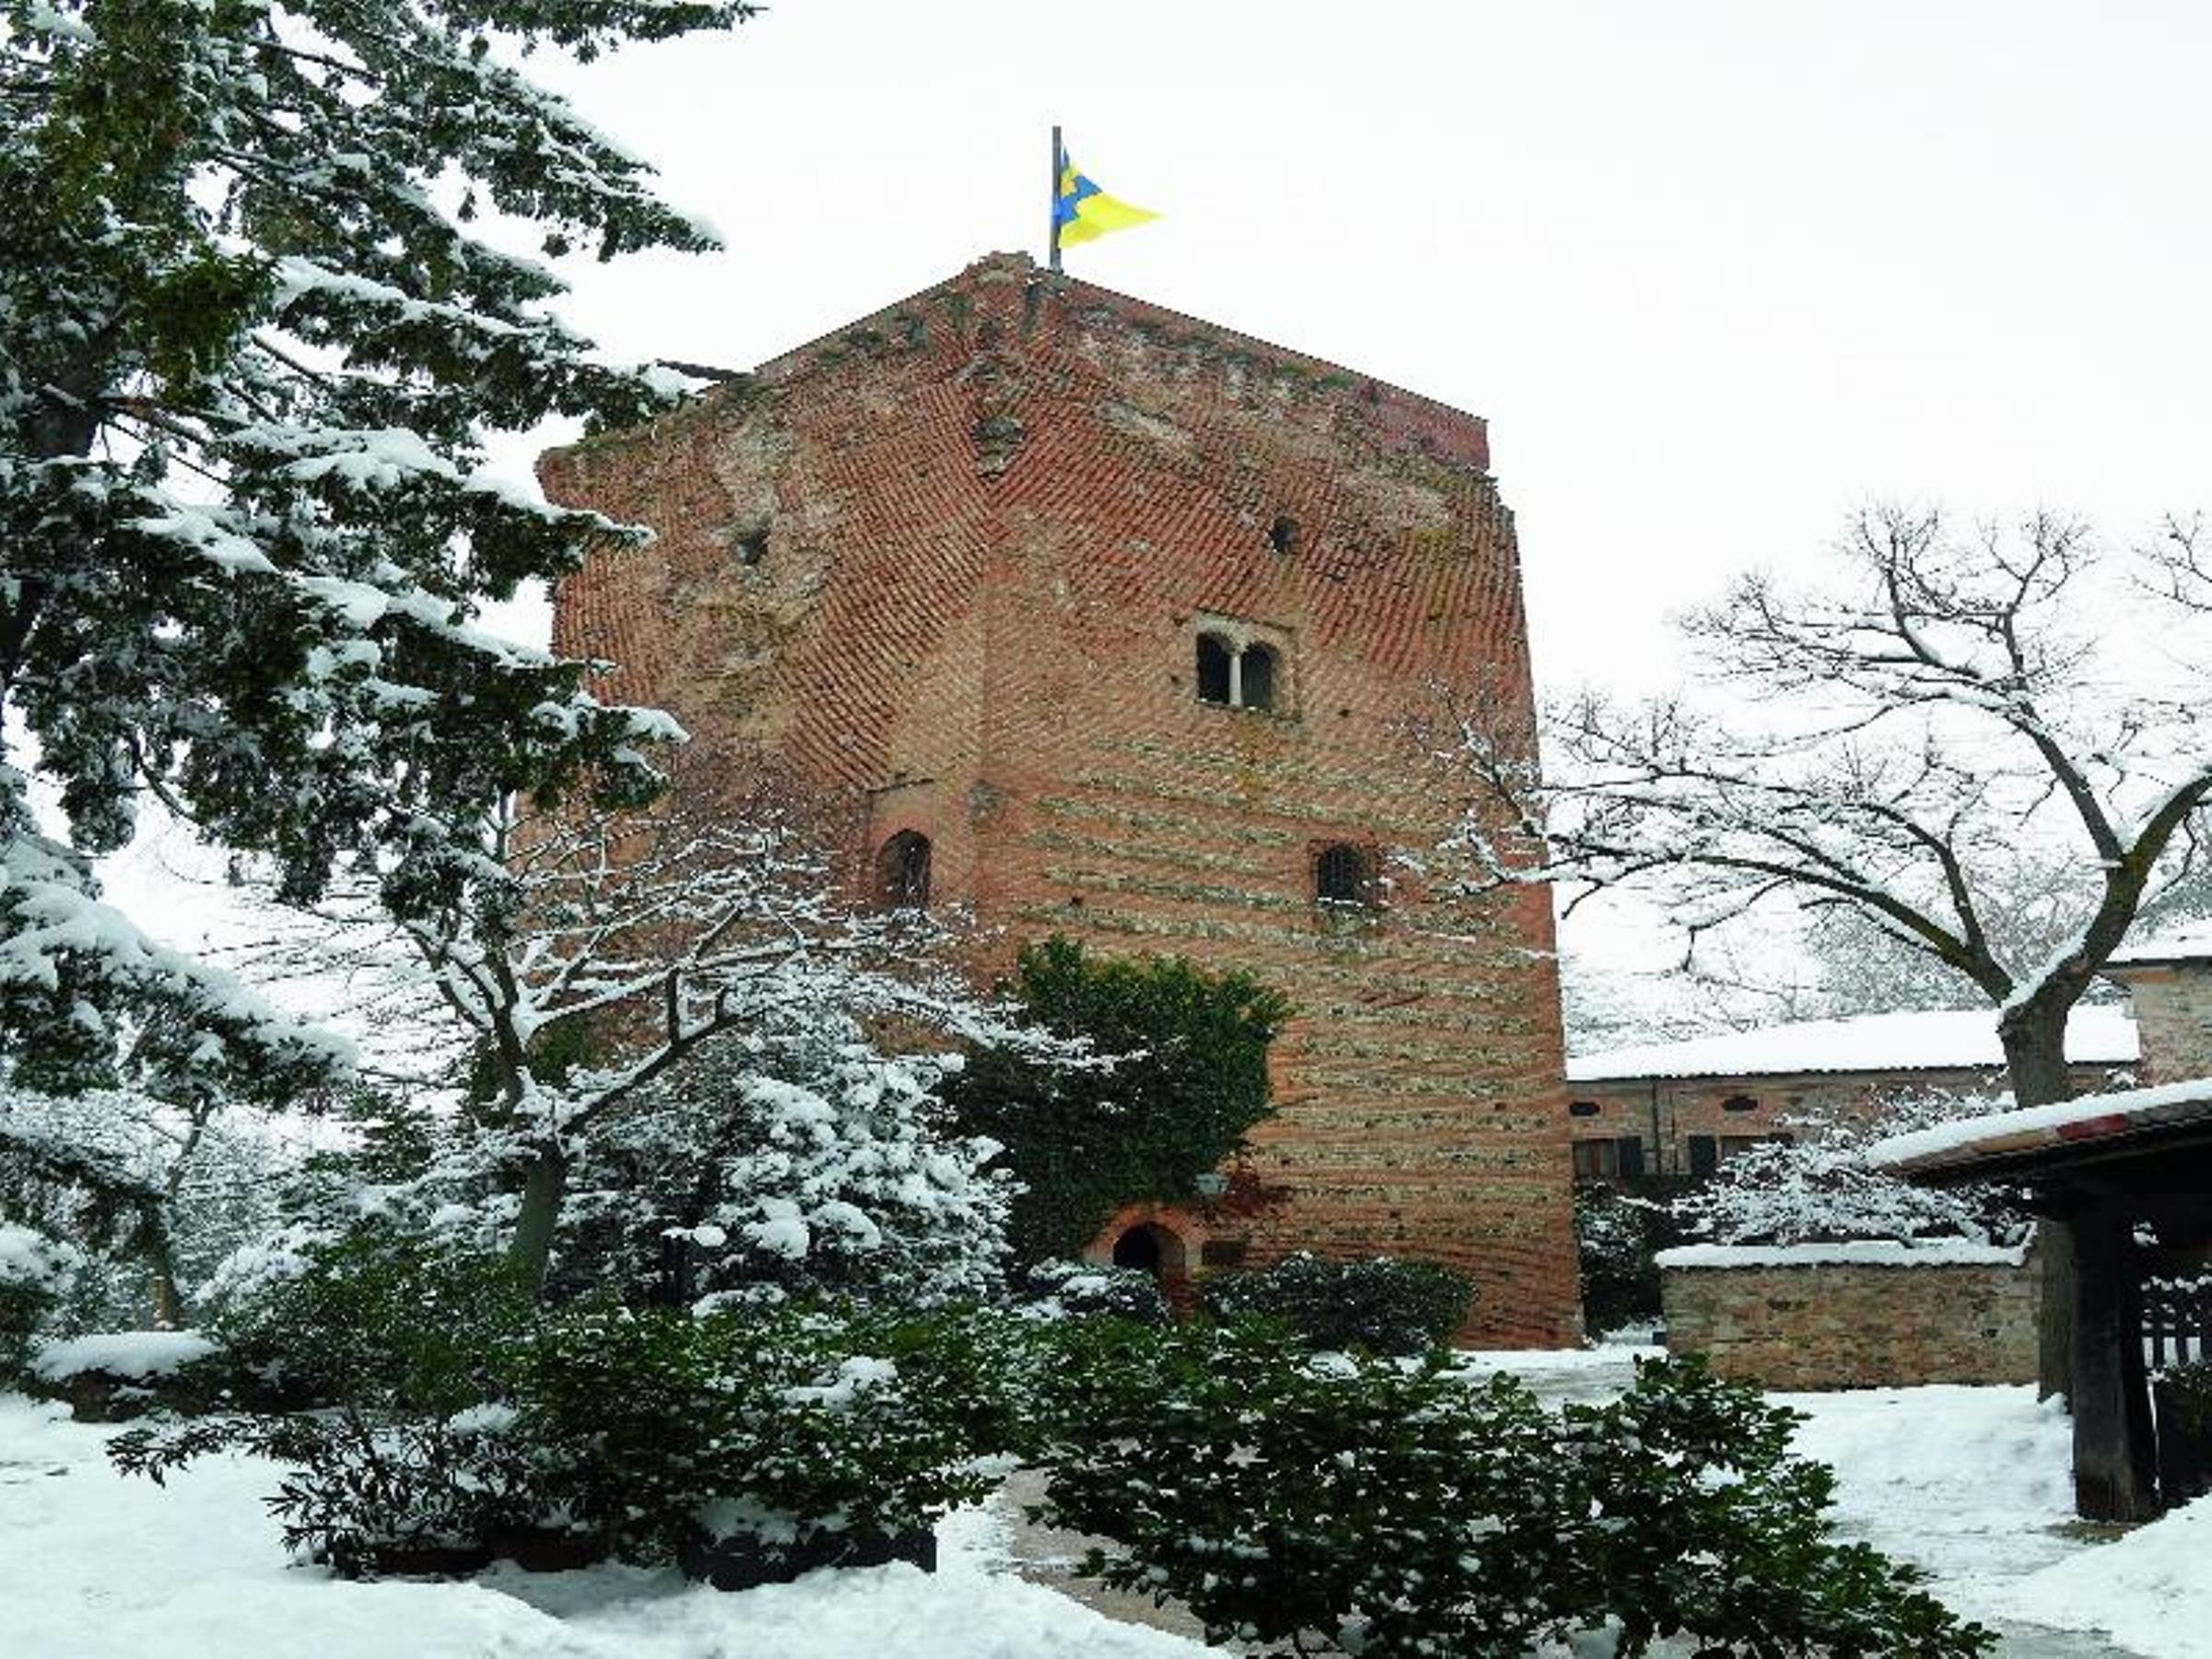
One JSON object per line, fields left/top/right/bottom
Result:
{"left": 874, "top": 830, "right": 932, "bottom": 910}
{"left": 1112, "top": 1223, "right": 1168, "bottom": 1277}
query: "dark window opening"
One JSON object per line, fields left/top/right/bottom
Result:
{"left": 1112, "top": 1225, "right": 1164, "bottom": 1277}
{"left": 1195, "top": 633, "right": 1234, "bottom": 705}
{"left": 875, "top": 830, "right": 932, "bottom": 911}
{"left": 734, "top": 526, "right": 769, "bottom": 568}
{"left": 1269, "top": 514, "right": 1301, "bottom": 557}
{"left": 1240, "top": 643, "right": 1277, "bottom": 712}
{"left": 1315, "top": 841, "right": 1375, "bottom": 906}
{"left": 1571, "top": 1136, "right": 1646, "bottom": 1182}
{"left": 1688, "top": 1135, "right": 1718, "bottom": 1177}
{"left": 1722, "top": 1094, "right": 1759, "bottom": 1113}
{"left": 1568, "top": 1100, "right": 1602, "bottom": 1118}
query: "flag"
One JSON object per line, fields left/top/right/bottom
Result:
{"left": 1054, "top": 152, "right": 1159, "bottom": 250}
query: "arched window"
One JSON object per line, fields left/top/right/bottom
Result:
{"left": 1195, "top": 633, "right": 1234, "bottom": 705}
{"left": 875, "top": 830, "right": 932, "bottom": 911}
{"left": 1722, "top": 1094, "right": 1759, "bottom": 1114}
{"left": 1239, "top": 643, "right": 1277, "bottom": 712}
{"left": 1568, "top": 1100, "right": 1602, "bottom": 1118}
{"left": 1315, "top": 841, "right": 1375, "bottom": 906}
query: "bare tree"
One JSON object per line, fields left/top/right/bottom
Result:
{"left": 1440, "top": 506, "right": 2212, "bottom": 1396}
{"left": 372, "top": 780, "right": 1065, "bottom": 1294}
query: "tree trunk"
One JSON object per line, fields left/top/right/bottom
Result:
{"left": 507, "top": 1145, "right": 570, "bottom": 1298}
{"left": 2000, "top": 1006, "right": 2077, "bottom": 1402}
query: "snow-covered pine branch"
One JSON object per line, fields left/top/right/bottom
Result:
{"left": 3, "top": 0, "right": 754, "bottom": 1097}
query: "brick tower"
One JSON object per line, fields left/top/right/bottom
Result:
{"left": 542, "top": 253, "right": 1581, "bottom": 1345}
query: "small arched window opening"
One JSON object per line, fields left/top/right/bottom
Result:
{"left": 875, "top": 830, "right": 932, "bottom": 911}
{"left": 1268, "top": 514, "right": 1301, "bottom": 557}
{"left": 1195, "top": 633, "right": 1234, "bottom": 705}
{"left": 1239, "top": 643, "right": 1277, "bottom": 712}
{"left": 1315, "top": 842, "right": 1376, "bottom": 907}
{"left": 1112, "top": 1225, "right": 1163, "bottom": 1277}
{"left": 1568, "top": 1100, "right": 1602, "bottom": 1119}
{"left": 734, "top": 526, "right": 769, "bottom": 568}
{"left": 1722, "top": 1094, "right": 1759, "bottom": 1114}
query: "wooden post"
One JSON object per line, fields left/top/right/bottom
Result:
{"left": 2067, "top": 1204, "right": 2159, "bottom": 1520}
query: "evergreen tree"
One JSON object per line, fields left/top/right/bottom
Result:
{"left": 951, "top": 938, "right": 1289, "bottom": 1265}
{"left": 1, "top": 1, "right": 754, "bottom": 1103}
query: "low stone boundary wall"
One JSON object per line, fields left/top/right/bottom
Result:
{"left": 1656, "top": 1241, "right": 2037, "bottom": 1390}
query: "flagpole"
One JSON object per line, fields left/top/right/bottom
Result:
{"left": 1048, "top": 124, "right": 1064, "bottom": 274}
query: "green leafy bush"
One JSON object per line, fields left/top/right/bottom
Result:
{"left": 190, "top": 1232, "right": 536, "bottom": 1413}
{"left": 1198, "top": 1251, "right": 1471, "bottom": 1354}
{"left": 1017, "top": 1257, "right": 1170, "bottom": 1324}
{"left": 112, "top": 1408, "right": 553, "bottom": 1578}
{"left": 949, "top": 937, "right": 1288, "bottom": 1264}
{"left": 1574, "top": 1176, "right": 1695, "bottom": 1336}
{"left": 113, "top": 1295, "right": 1041, "bottom": 1579}
{"left": 511, "top": 1300, "right": 1032, "bottom": 1565}
{"left": 1031, "top": 1322, "right": 1994, "bottom": 1658}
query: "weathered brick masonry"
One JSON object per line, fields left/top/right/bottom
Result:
{"left": 1660, "top": 1249, "right": 2040, "bottom": 1389}
{"left": 542, "top": 253, "right": 1581, "bottom": 1345}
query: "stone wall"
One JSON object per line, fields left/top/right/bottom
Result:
{"left": 1658, "top": 1243, "right": 2039, "bottom": 1389}
{"left": 2109, "top": 963, "right": 2212, "bottom": 1085}
{"left": 541, "top": 252, "right": 1581, "bottom": 1345}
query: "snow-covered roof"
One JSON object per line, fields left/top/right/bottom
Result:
{"left": 1565, "top": 1005, "right": 2138, "bottom": 1084}
{"left": 1867, "top": 1075, "right": 2212, "bottom": 1176}
{"left": 2106, "top": 920, "right": 2212, "bottom": 970}
{"left": 1655, "top": 1241, "right": 2029, "bottom": 1271}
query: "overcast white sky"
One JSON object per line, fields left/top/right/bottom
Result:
{"left": 496, "top": 0, "right": 2212, "bottom": 697}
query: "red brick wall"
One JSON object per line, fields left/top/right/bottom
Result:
{"left": 542, "top": 253, "right": 1581, "bottom": 1345}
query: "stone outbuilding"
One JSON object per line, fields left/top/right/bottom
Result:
{"left": 1565, "top": 1006, "right": 2136, "bottom": 1184}
{"left": 540, "top": 253, "right": 1581, "bottom": 1344}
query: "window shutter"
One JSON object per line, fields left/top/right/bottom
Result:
{"left": 1688, "top": 1135, "right": 1718, "bottom": 1177}
{"left": 1617, "top": 1135, "right": 1646, "bottom": 1179}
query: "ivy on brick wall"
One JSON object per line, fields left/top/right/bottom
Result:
{"left": 948, "top": 937, "right": 1289, "bottom": 1266}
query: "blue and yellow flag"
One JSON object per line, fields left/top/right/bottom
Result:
{"left": 1053, "top": 151, "right": 1159, "bottom": 251}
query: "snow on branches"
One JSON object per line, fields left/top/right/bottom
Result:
{"left": 378, "top": 775, "right": 1075, "bottom": 1289}
{"left": 2, "top": 0, "right": 755, "bottom": 1093}
{"left": 1671, "top": 1088, "right": 2027, "bottom": 1250}
{"left": 1438, "top": 508, "right": 2212, "bottom": 1104}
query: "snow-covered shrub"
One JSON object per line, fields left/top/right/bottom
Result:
{"left": 1031, "top": 1322, "right": 1995, "bottom": 1658}
{"left": 0, "top": 1222, "right": 83, "bottom": 1374}
{"left": 511, "top": 1301, "right": 1035, "bottom": 1570}
{"left": 1199, "top": 1251, "right": 1472, "bottom": 1355}
{"left": 195, "top": 1232, "right": 535, "bottom": 1413}
{"left": 1674, "top": 1090, "right": 2027, "bottom": 1248}
{"left": 1016, "top": 1257, "right": 1170, "bottom": 1324}
{"left": 112, "top": 1407, "right": 559, "bottom": 1579}
{"left": 1574, "top": 1179, "right": 1694, "bottom": 1336}
{"left": 0, "top": 1081, "right": 311, "bottom": 1330}
{"left": 576, "top": 1034, "right": 1013, "bottom": 1312}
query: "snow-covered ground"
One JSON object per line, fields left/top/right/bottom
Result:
{"left": 0, "top": 1370, "right": 2199, "bottom": 1657}
{"left": 0, "top": 1395, "right": 1206, "bottom": 1659}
